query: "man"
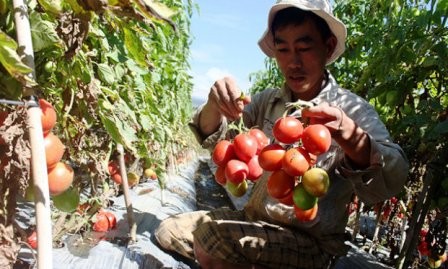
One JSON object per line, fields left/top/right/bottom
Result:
{"left": 155, "top": 0, "right": 409, "bottom": 268}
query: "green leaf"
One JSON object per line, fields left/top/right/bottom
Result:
{"left": 141, "top": 0, "right": 176, "bottom": 18}
{"left": 97, "top": 63, "right": 116, "bottom": 85}
{"left": 123, "top": 28, "right": 147, "bottom": 67}
{"left": 0, "top": 31, "right": 34, "bottom": 79}
{"left": 30, "top": 11, "right": 61, "bottom": 52}
{"left": 37, "top": 0, "right": 62, "bottom": 16}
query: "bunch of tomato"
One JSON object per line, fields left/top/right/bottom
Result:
{"left": 212, "top": 128, "right": 269, "bottom": 197}
{"left": 258, "top": 116, "right": 332, "bottom": 222}
{"left": 40, "top": 99, "right": 77, "bottom": 211}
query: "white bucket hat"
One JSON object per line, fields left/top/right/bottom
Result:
{"left": 258, "top": 0, "right": 347, "bottom": 65}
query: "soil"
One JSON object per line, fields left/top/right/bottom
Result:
{"left": 193, "top": 158, "right": 235, "bottom": 211}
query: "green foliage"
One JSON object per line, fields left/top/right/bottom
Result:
{"left": 249, "top": 57, "right": 284, "bottom": 95}
{"left": 0, "top": 0, "right": 196, "bottom": 186}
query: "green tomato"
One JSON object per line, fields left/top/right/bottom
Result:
{"left": 44, "top": 61, "right": 56, "bottom": 73}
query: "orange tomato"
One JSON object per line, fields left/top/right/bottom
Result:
{"left": 48, "top": 162, "right": 74, "bottom": 196}
{"left": 294, "top": 203, "right": 318, "bottom": 222}
{"left": 44, "top": 132, "right": 65, "bottom": 169}
{"left": 39, "top": 99, "right": 57, "bottom": 136}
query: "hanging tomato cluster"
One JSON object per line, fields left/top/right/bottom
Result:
{"left": 40, "top": 99, "right": 73, "bottom": 195}
{"left": 212, "top": 128, "right": 269, "bottom": 197}
{"left": 259, "top": 116, "right": 332, "bottom": 222}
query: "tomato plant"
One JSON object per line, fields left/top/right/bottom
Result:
{"left": 212, "top": 140, "right": 236, "bottom": 166}
{"left": 248, "top": 128, "right": 270, "bottom": 154}
{"left": 301, "top": 124, "right": 331, "bottom": 156}
{"left": 273, "top": 116, "right": 303, "bottom": 144}
{"left": 47, "top": 162, "right": 74, "bottom": 196}
{"left": 233, "top": 133, "right": 257, "bottom": 162}
{"left": 27, "top": 230, "right": 37, "bottom": 249}
{"left": 267, "top": 169, "right": 295, "bottom": 199}
{"left": 246, "top": 155, "right": 263, "bottom": 182}
{"left": 39, "top": 99, "right": 57, "bottom": 136}
{"left": 224, "top": 159, "right": 249, "bottom": 184}
{"left": 301, "top": 167, "right": 330, "bottom": 197}
{"left": 258, "top": 143, "right": 286, "bottom": 171}
{"left": 44, "top": 132, "right": 65, "bottom": 169}
{"left": 282, "top": 147, "right": 310, "bottom": 176}
{"left": 292, "top": 183, "right": 318, "bottom": 210}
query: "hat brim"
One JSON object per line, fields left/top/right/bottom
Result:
{"left": 258, "top": 3, "right": 347, "bottom": 65}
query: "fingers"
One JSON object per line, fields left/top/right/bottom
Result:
{"left": 208, "top": 77, "right": 250, "bottom": 121}
{"left": 301, "top": 102, "right": 344, "bottom": 133}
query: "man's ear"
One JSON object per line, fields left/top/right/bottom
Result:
{"left": 326, "top": 35, "right": 337, "bottom": 60}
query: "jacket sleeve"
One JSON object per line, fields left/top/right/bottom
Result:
{"left": 188, "top": 104, "right": 229, "bottom": 152}
{"left": 336, "top": 102, "right": 409, "bottom": 205}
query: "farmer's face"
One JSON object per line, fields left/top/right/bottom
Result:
{"left": 273, "top": 18, "right": 336, "bottom": 101}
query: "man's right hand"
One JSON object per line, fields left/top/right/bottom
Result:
{"left": 198, "top": 77, "right": 251, "bottom": 136}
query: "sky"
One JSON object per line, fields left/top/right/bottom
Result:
{"left": 189, "top": 0, "right": 274, "bottom": 104}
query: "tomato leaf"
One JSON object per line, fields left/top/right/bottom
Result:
{"left": 97, "top": 63, "right": 116, "bottom": 85}
{"left": 0, "top": 31, "right": 34, "bottom": 80}
{"left": 30, "top": 11, "right": 60, "bottom": 52}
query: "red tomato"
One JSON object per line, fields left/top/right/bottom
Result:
{"left": 278, "top": 191, "right": 294, "bottom": 206}
{"left": 214, "top": 165, "right": 227, "bottom": 186}
{"left": 258, "top": 143, "right": 286, "bottom": 171}
{"left": 301, "top": 124, "right": 331, "bottom": 156}
{"left": 39, "top": 99, "right": 57, "bottom": 136}
{"left": 294, "top": 203, "right": 318, "bottom": 222}
{"left": 104, "top": 211, "right": 117, "bottom": 229}
{"left": 47, "top": 162, "right": 74, "bottom": 196}
{"left": 27, "top": 230, "right": 37, "bottom": 249}
{"left": 93, "top": 212, "right": 110, "bottom": 232}
{"left": 248, "top": 128, "right": 270, "bottom": 154}
{"left": 273, "top": 116, "right": 303, "bottom": 144}
{"left": 246, "top": 155, "right": 263, "bottom": 182}
{"left": 224, "top": 159, "right": 249, "bottom": 184}
{"left": 233, "top": 133, "right": 257, "bottom": 162}
{"left": 108, "top": 161, "right": 122, "bottom": 184}
{"left": 267, "top": 169, "right": 295, "bottom": 199}
{"left": 212, "top": 140, "right": 236, "bottom": 166}
{"left": 282, "top": 147, "right": 310, "bottom": 176}
{"left": 112, "top": 173, "right": 122, "bottom": 185}
{"left": 44, "top": 132, "right": 65, "bottom": 169}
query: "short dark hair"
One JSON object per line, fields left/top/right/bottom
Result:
{"left": 271, "top": 7, "right": 333, "bottom": 42}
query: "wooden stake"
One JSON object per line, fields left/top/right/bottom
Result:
{"left": 12, "top": 0, "right": 53, "bottom": 268}
{"left": 117, "top": 144, "right": 137, "bottom": 243}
